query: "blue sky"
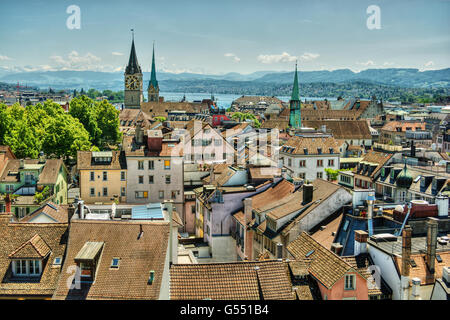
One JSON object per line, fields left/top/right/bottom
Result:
{"left": 0, "top": 0, "right": 449, "bottom": 74}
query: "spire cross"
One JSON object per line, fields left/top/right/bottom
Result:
{"left": 131, "top": 29, "right": 134, "bottom": 41}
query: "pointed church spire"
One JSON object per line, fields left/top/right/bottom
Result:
{"left": 149, "top": 41, "right": 159, "bottom": 89}
{"left": 291, "top": 60, "right": 300, "bottom": 101}
{"left": 126, "top": 29, "right": 142, "bottom": 74}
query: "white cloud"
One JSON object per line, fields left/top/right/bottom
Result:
{"left": 224, "top": 53, "right": 240, "bottom": 62}
{"left": 111, "top": 52, "right": 124, "bottom": 56}
{"left": 257, "top": 52, "right": 319, "bottom": 64}
{"left": 299, "top": 52, "right": 320, "bottom": 61}
{"left": 425, "top": 61, "right": 434, "bottom": 67}
{"left": 0, "top": 55, "right": 12, "bottom": 61}
{"left": 383, "top": 62, "right": 395, "bottom": 66}
{"left": 357, "top": 60, "right": 375, "bottom": 66}
{"left": 257, "top": 52, "right": 297, "bottom": 64}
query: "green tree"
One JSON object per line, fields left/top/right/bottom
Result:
{"left": 154, "top": 116, "right": 166, "bottom": 122}
{"left": 95, "top": 99, "right": 122, "bottom": 146}
{"left": 69, "top": 96, "right": 102, "bottom": 144}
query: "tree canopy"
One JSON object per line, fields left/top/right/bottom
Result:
{"left": 0, "top": 100, "right": 91, "bottom": 159}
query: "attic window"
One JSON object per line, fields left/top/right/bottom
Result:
{"left": 53, "top": 257, "right": 62, "bottom": 266}
{"left": 110, "top": 258, "right": 120, "bottom": 269}
{"left": 305, "top": 250, "right": 314, "bottom": 258}
{"left": 317, "top": 148, "right": 322, "bottom": 154}
{"left": 303, "top": 148, "right": 308, "bottom": 155}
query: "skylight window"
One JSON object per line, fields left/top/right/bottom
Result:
{"left": 305, "top": 250, "right": 314, "bottom": 257}
{"left": 53, "top": 257, "right": 62, "bottom": 266}
{"left": 110, "top": 258, "right": 120, "bottom": 268}
{"left": 436, "top": 254, "right": 443, "bottom": 263}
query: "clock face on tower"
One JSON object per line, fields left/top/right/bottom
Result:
{"left": 125, "top": 75, "right": 141, "bottom": 90}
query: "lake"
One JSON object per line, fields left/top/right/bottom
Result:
{"left": 158, "top": 92, "right": 337, "bottom": 109}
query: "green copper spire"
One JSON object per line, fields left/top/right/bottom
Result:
{"left": 291, "top": 61, "right": 300, "bottom": 101}
{"left": 149, "top": 42, "right": 158, "bottom": 89}
{"left": 289, "top": 61, "right": 301, "bottom": 128}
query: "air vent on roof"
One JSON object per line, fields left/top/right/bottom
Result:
{"left": 148, "top": 270, "right": 155, "bottom": 285}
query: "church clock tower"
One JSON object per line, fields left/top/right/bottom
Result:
{"left": 124, "top": 30, "right": 143, "bottom": 109}
{"left": 147, "top": 43, "right": 159, "bottom": 102}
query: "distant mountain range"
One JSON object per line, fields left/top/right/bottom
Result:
{"left": 0, "top": 68, "right": 449, "bottom": 92}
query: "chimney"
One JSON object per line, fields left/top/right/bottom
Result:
{"left": 401, "top": 226, "right": 412, "bottom": 300}
{"left": 164, "top": 200, "right": 175, "bottom": 265}
{"left": 436, "top": 194, "right": 449, "bottom": 217}
{"left": 354, "top": 230, "right": 368, "bottom": 255}
{"left": 411, "top": 277, "right": 421, "bottom": 300}
{"left": 4, "top": 193, "right": 12, "bottom": 214}
{"left": 68, "top": 204, "right": 75, "bottom": 220}
{"left": 147, "top": 130, "right": 163, "bottom": 154}
{"left": 244, "top": 198, "right": 252, "bottom": 227}
{"left": 426, "top": 217, "right": 438, "bottom": 276}
{"left": 321, "top": 125, "right": 326, "bottom": 133}
{"left": 209, "top": 164, "right": 215, "bottom": 184}
{"left": 302, "top": 184, "right": 313, "bottom": 204}
{"left": 276, "top": 243, "right": 283, "bottom": 260}
{"left": 331, "top": 243, "right": 343, "bottom": 255}
{"left": 19, "top": 159, "right": 24, "bottom": 169}
{"left": 402, "top": 226, "right": 412, "bottom": 277}
{"left": 77, "top": 200, "right": 85, "bottom": 219}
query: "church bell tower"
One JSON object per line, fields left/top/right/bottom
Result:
{"left": 124, "top": 29, "right": 143, "bottom": 109}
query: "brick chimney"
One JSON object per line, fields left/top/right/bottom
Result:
{"left": 401, "top": 226, "right": 412, "bottom": 300}
{"left": 354, "top": 230, "right": 368, "bottom": 255}
{"left": 4, "top": 193, "right": 12, "bottom": 214}
{"left": 402, "top": 226, "right": 412, "bottom": 277}
{"left": 426, "top": 217, "right": 438, "bottom": 277}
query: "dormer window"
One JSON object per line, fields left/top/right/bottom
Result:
{"left": 12, "top": 259, "right": 42, "bottom": 277}
{"left": 303, "top": 148, "right": 308, "bottom": 155}
{"left": 317, "top": 148, "right": 322, "bottom": 154}
{"left": 74, "top": 241, "right": 104, "bottom": 283}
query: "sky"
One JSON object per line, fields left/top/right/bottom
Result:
{"left": 0, "top": 0, "right": 449, "bottom": 75}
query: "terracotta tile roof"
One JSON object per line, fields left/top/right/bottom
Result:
{"left": 261, "top": 119, "right": 289, "bottom": 130}
{"left": 356, "top": 150, "right": 393, "bottom": 178}
{"left": 287, "top": 232, "right": 357, "bottom": 289}
{"left": 249, "top": 167, "right": 281, "bottom": 180}
{"left": 38, "top": 159, "right": 65, "bottom": 185}
{"left": 141, "top": 101, "right": 209, "bottom": 117}
{"left": 302, "top": 120, "right": 372, "bottom": 140}
{"left": 9, "top": 234, "right": 52, "bottom": 259}
{"left": 381, "top": 121, "right": 426, "bottom": 132}
{"left": 0, "top": 215, "right": 68, "bottom": 297}
{"left": 170, "top": 260, "right": 295, "bottom": 300}
{"left": 301, "top": 109, "right": 362, "bottom": 121}
{"left": 342, "top": 254, "right": 391, "bottom": 296}
{"left": 281, "top": 135, "right": 339, "bottom": 155}
{"left": 20, "top": 202, "right": 69, "bottom": 223}
{"left": 394, "top": 252, "right": 450, "bottom": 285}
{"left": 310, "top": 213, "right": 343, "bottom": 250}
{"left": 77, "top": 151, "right": 126, "bottom": 170}
{"left": 53, "top": 220, "right": 170, "bottom": 300}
